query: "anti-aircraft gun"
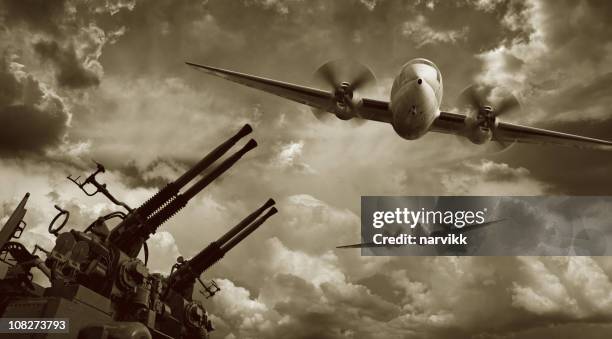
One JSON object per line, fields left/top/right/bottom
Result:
{"left": 0, "top": 124, "right": 278, "bottom": 339}
{"left": 0, "top": 193, "right": 51, "bottom": 308}
{"left": 156, "top": 199, "right": 277, "bottom": 338}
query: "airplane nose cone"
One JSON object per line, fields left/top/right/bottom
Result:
{"left": 391, "top": 79, "right": 429, "bottom": 114}
{"left": 390, "top": 78, "right": 438, "bottom": 140}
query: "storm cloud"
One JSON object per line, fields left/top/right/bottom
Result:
{"left": 34, "top": 40, "right": 101, "bottom": 89}
{"left": 0, "top": 55, "right": 69, "bottom": 155}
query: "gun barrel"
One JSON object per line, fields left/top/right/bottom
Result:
{"left": 166, "top": 200, "right": 277, "bottom": 294}
{"left": 137, "top": 124, "right": 252, "bottom": 218}
{"left": 216, "top": 198, "right": 275, "bottom": 246}
{"left": 174, "top": 124, "right": 252, "bottom": 189}
{"left": 0, "top": 193, "right": 29, "bottom": 247}
{"left": 145, "top": 139, "right": 258, "bottom": 232}
{"left": 220, "top": 207, "right": 277, "bottom": 253}
{"left": 189, "top": 201, "right": 276, "bottom": 269}
{"left": 182, "top": 139, "right": 257, "bottom": 201}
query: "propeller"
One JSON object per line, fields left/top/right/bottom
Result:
{"left": 456, "top": 83, "right": 522, "bottom": 152}
{"left": 458, "top": 84, "right": 521, "bottom": 119}
{"left": 311, "top": 58, "right": 376, "bottom": 125}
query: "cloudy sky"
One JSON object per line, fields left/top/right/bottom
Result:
{"left": 1, "top": 0, "right": 612, "bottom": 338}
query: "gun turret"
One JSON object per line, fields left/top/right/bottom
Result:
{"left": 165, "top": 199, "right": 277, "bottom": 298}
{"left": 108, "top": 124, "right": 256, "bottom": 257}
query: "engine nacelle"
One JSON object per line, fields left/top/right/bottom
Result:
{"left": 463, "top": 116, "right": 494, "bottom": 145}
{"left": 334, "top": 94, "right": 362, "bottom": 120}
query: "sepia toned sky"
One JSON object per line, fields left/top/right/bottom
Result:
{"left": 1, "top": 0, "right": 612, "bottom": 338}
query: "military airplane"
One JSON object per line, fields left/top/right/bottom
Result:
{"left": 186, "top": 58, "right": 612, "bottom": 150}
{"left": 336, "top": 219, "right": 503, "bottom": 255}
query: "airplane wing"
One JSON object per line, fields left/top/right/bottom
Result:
{"left": 186, "top": 62, "right": 394, "bottom": 123}
{"left": 186, "top": 62, "right": 611, "bottom": 150}
{"left": 336, "top": 227, "right": 404, "bottom": 249}
{"left": 432, "top": 112, "right": 612, "bottom": 150}
{"left": 337, "top": 241, "right": 407, "bottom": 249}
{"left": 337, "top": 220, "right": 504, "bottom": 249}
{"left": 186, "top": 62, "right": 332, "bottom": 112}
{"left": 336, "top": 242, "right": 380, "bottom": 249}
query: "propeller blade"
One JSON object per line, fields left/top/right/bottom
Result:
{"left": 488, "top": 139, "right": 510, "bottom": 153}
{"left": 314, "top": 59, "right": 376, "bottom": 92}
{"left": 454, "top": 135, "right": 515, "bottom": 154}
{"left": 314, "top": 61, "right": 340, "bottom": 90}
{"left": 348, "top": 65, "right": 376, "bottom": 91}
{"left": 311, "top": 107, "right": 334, "bottom": 122}
{"left": 490, "top": 131, "right": 517, "bottom": 153}
{"left": 457, "top": 85, "right": 482, "bottom": 115}
{"left": 493, "top": 94, "right": 521, "bottom": 117}
{"left": 458, "top": 83, "right": 522, "bottom": 117}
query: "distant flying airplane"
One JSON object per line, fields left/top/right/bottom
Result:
{"left": 186, "top": 58, "right": 612, "bottom": 150}
{"left": 336, "top": 219, "right": 503, "bottom": 254}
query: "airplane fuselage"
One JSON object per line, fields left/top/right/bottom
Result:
{"left": 389, "top": 58, "right": 443, "bottom": 140}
